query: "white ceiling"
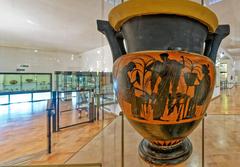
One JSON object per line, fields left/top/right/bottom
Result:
{"left": 0, "top": 0, "right": 239, "bottom": 57}
{"left": 0, "top": 0, "right": 113, "bottom": 53}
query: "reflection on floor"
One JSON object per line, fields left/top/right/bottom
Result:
{"left": 0, "top": 100, "right": 117, "bottom": 166}
{"left": 0, "top": 101, "right": 48, "bottom": 164}
{"left": 60, "top": 109, "right": 90, "bottom": 128}
{"left": 67, "top": 87, "right": 240, "bottom": 167}
{"left": 59, "top": 100, "right": 90, "bottom": 128}
{"left": 67, "top": 115, "right": 240, "bottom": 167}
{"left": 1, "top": 86, "right": 240, "bottom": 166}
{"left": 28, "top": 112, "right": 116, "bottom": 166}
{"left": 207, "top": 87, "right": 240, "bottom": 115}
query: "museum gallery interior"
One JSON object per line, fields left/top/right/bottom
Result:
{"left": 0, "top": 0, "right": 239, "bottom": 167}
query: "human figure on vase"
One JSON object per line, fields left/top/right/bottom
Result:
{"left": 168, "top": 92, "right": 190, "bottom": 121}
{"left": 187, "top": 64, "right": 211, "bottom": 118}
{"left": 117, "top": 61, "right": 144, "bottom": 119}
{"left": 151, "top": 53, "right": 185, "bottom": 121}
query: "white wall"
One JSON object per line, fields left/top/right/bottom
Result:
{"left": 78, "top": 45, "right": 113, "bottom": 72}
{"left": 0, "top": 45, "right": 114, "bottom": 73}
{"left": 0, "top": 45, "right": 228, "bottom": 99}
{"left": 0, "top": 47, "right": 83, "bottom": 73}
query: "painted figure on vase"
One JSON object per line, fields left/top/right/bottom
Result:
{"left": 114, "top": 51, "right": 214, "bottom": 123}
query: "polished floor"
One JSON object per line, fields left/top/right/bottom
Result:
{"left": 0, "top": 100, "right": 117, "bottom": 166}
{"left": 67, "top": 87, "right": 240, "bottom": 167}
{"left": 0, "top": 87, "right": 240, "bottom": 166}
{"left": 207, "top": 88, "right": 240, "bottom": 115}
{"left": 67, "top": 115, "right": 240, "bottom": 167}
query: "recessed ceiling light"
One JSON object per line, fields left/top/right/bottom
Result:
{"left": 26, "top": 19, "right": 35, "bottom": 25}
{"left": 34, "top": 49, "right": 38, "bottom": 53}
{"left": 208, "top": 0, "right": 223, "bottom": 5}
{"left": 105, "top": 0, "right": 122, "bottom": 5}
{"left": 220, "top": 52, "right": 224, "bottom": 58}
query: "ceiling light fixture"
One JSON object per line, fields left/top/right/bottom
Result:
{"left": 207, "top": 0, "right": 223, "bottom": 5}
{"left": 220, "top": 52, "right": 224, "bottom": 58}
{"left": 26, "top": 19, "right": 36, "bottom": 25}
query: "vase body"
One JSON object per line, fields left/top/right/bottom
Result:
{"left": 97, "top": 0, "right": 229, "bottom": 165}
{"left": 113, "top": 51, "right": 215, "bottom": 164}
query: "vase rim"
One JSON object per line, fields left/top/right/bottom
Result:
{"left": 109, "top": 0, "right": 218, "bottom": 33}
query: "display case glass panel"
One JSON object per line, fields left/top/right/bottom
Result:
{"left": 0, "top": 95, "right": 9, "bottom": 105}
{"left": 2, "top": 74, "right": 21, "bottom": 92}
{"left": 56, "top": 72, "right": 98, "bottom": 91}
{"left": 220, "top": 63, "right": 227, "bottom": 73}
{"left": 10, "top": 93, "right": 31, "bottom": 103}
{"left": 0, "top": 73, "right": 52, "bottom": 93}
{"left": 22, "top": 74, "right": 36, "bottom": 91}
{"left": 36, "top": 74, "right": 51, "bottom": 91}
{"left": 100, "top": 73, "right": 113, "bottom": 94}
{"left": 33, "top": 92, "right": 51, "bottom": 101}
{"left": 55, "top": 71, "right": 116, "bottom": 105}
{"left": 55, "top": 72, "right": 80, "bottom": 91}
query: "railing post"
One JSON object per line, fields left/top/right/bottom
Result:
{"left": 52, "top": 91, "right": 57, "bottom": 132}
{"left": 47, "top": 100, "right": 53, "bottom": 154}
{"left": 89, "top": 90, "right": 96, "bottom": 122}
{"left": 102, "top": 93, "right": 104, "bottom": 121}
{"left": 97, "top": 93, "right": 100, "bottom": 120}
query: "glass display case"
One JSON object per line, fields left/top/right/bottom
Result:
{"left": 55, "top": 71, "right": 116, "bottom": 105}
{"left": 0, "top": 73, "right": 52, "bottom": 93}
{"left": 99, "top": 72, "right": 113, "bottom": 94}
{"left": 56, "top": 72, "right": 80, "bottom": 91}
{"left": 220, "top": 63, "right": 228, "bottom": 81}
{"left": 55, "top": 71, "right": 112, "bottom": 92}
{"left": 55, "top": 72, "right": 79, "bottom": 91}
{"left": 79, "top": 72, "right": 97, "bottom": 90}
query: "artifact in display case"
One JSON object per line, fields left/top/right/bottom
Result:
{"left": 100, "top": 72, "right": 113, "bottom": 94}
{"left": 55, "top": 72, "right": 97, "bottom": 91}
{"left": 84, "top": 72, "right": 96, "bottom": 89}
{"left": 97, "top": 0, "right": 229, "bottom": 165}
{"left": 55, "top": 72, "right": 77, "bottom": 91}
{"left": 22, "top": 74, "right": 36, "bottom": 91}
{"left": 36, "top": 74, "right": 51, "bottom": 91}
{"left": 0, "top": 73, "right": 52, "bottom": 93}
{"left": 0, "top": 74, "right": 21, "bottom": 92}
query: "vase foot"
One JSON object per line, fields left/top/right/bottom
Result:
{"left": 138, "top": 138, "right": 192, "bottom": 165}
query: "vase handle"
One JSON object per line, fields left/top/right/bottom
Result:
{"left": 97, "top": 20, "right": 126, "bottom": 62}
{"left": 204, "top": 25, "right": 230, "bottom": 63}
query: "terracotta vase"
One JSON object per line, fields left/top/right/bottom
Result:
{"left": 113, "top": 51, "right": 215, "bottom": 164}
{"left": 97, "top": 0, "right": 230, "bottom": 165}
